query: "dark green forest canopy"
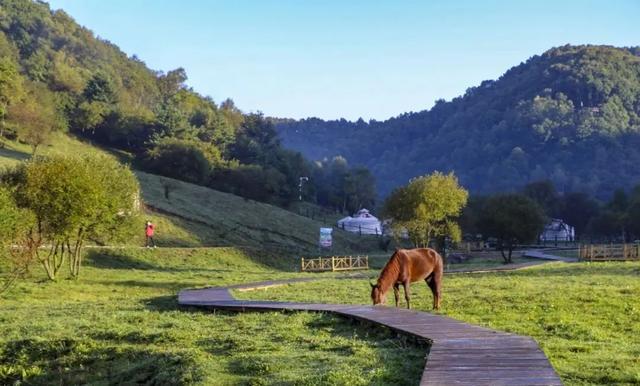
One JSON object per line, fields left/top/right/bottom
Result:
{"left": 275, "top": 45, "right": 640, "bottom": 199}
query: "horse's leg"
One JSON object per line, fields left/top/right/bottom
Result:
{"left": 426, "top": 277, "right": 437, "bottom": 310}
{"left": 393, "top": 284, "right": 400, "bottom": 307}
{"left": 402, "top": 281, "right": 411, "bottom": 309}
{"left": 429, "top": 270, "right": 443, "bottom": 310}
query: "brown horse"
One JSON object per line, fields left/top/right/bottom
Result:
{"left": 370, "top": 248, "right": 443, "bottom": 310}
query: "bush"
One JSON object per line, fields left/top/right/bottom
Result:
{"left": 140, "top": 138, "right": 216, "bottom": 184}
{"left": 4, "top": 154, "right": 140, "bottom": 279}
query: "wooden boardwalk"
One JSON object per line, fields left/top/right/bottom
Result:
{"left": 179, "top": 280, "right": 562, "bottom": 385}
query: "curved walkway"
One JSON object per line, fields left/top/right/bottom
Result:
{"left": 179, "top": 279, "right": 562, "bottom": 386}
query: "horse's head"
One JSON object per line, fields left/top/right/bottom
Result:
{"left": 370, "top": 281, "right": 386, "bottom": 305}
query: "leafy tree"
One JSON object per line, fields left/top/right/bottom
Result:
{"left": 343, "top": 167, "right": 376, "bottom": 213}
{"left": 7, "top": 83, "right": 61, "bottom": 155}
{"left": 383, "top": 171, "right": 468, "bottom": 248}
{"left": 0, "top": 56, "right": 23, "bottom": 137}
{"left": 459, "top": 195, "right": 488, "bottom": 237}
{"left": 83, "top": 73, "right": 115, "bottom": 103}
{"left": 141, "top": 138, "right": 216, "bottom": 184}
{"left": 522, "top": 180, "right": 559, "bottom": 216}
{"left": 557, "top": 192, "right": 600, "bottom": 239}
{"left": 6, "top": 154, "right": 140, "bottom": 280}
{"left": 587, "top": 211, "right": 622, "bottom": 241}
{"left": 478, "top": 194, "right": 546, "bottom": 263}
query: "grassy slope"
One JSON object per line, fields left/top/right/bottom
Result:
{"left": 237, "top": 262, "right": 640, "bottom": 386}
{"left": 0, "top": 248, "right": 427, "bottom": 385}
{"left": 136, "top": 171, "right": 381, "bottom": 255}
{"left": 1, "top": 134, "right": 383, "bottom": 258}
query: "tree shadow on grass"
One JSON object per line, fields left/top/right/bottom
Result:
{"left": 85, "top": 249, "right": 276, "bottom": 275}
{"left": 93, "top": 279, "right": 198, "bottom": 291}
{"left": 85, "top": 250, "right": 161, "bottom": 271}
{"left": 497, "top": 262, "right": 640, "bottom": 278}
{"left": 0, "top": 338, "right": 203, "bottom": 385}
{"left": 0, "top": 147, "right": 29, "bottom": 163}
{"left": 142, "top": 294, "right": 180, "bottom": 312}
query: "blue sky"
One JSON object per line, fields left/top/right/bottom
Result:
{"left": 48, "top": 0, "right": 639, "bottom": 121}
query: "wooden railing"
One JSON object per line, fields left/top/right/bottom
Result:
{"left": 579, "top": 244, "right": 640, "bottom": 261}
{"left": 300, "top": 255, "right": 369, "bottom": 272}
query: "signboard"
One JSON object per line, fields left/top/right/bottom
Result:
{"left": 319, "top": 227, "right": 333, "bottom": 248}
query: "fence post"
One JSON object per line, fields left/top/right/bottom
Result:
{"left": 331, "top": 256, "right": 335, "bottom": 271}
{"left": 301, "top": 257, "right": 304, "bottom": 272}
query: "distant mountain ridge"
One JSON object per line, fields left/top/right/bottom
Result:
{"left": 275, "top": 45, "right": 640, "bottom": 199}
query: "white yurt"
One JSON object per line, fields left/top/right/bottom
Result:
{"left": 337, "top": 209, "right": 382, "bottom": 235}
{"left": 539, "top": 218, "right": 575, "bottom": 242}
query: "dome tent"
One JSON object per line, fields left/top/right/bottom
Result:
{"left": 337, "top": 209, "right": 382, "bottom": 235}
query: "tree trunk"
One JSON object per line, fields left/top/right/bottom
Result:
{"left": 500, "top": 248, "right": 508, "bottom": 263}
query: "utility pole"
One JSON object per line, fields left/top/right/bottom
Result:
{"left": 299, "top": 176, "right": 309, "bottom": 201}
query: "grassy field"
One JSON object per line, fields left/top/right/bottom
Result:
{"left": 237, "top": 261, "right": 640, "bottom": 386}
{"left": 0, "top": 247, "right": 427, "bottom": 385}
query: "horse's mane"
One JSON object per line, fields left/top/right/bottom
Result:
{"left": 377, "top": 251, "right": 401, "bottom": 292}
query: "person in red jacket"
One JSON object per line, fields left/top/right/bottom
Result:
{"left": 145, "top": 220, "right": 156, "bottom": 248}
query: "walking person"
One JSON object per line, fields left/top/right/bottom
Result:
{"left": 145, "top": 220, "right": 156, "bottom": 248}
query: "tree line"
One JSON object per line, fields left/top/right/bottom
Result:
{"left": 382, "top": 173, "right": 640, "bottom": 264}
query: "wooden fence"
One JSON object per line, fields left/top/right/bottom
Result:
{"left": 579, "top": 244, "right": 640, "bottom": 261}
{"left": 300, "top": 255, "right": 369, "bottom": 272}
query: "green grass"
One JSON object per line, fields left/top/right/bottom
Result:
{"left": 237, "top": 261, "right": 640, "bottom": 386}
{"left": 0, "top": 247, "right": 427, "bottom": 385}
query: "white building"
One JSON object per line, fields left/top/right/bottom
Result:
{"left": 337, "top": 209, "right": 382, "bottom": 235}
{"left": 539, "top": 218, "right": 575, "bottom": 242}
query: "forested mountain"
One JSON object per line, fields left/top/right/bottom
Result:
{"left": 0, "top": 0, "right": 376, "bottom": 211}
{"left": 276, "top": 45, "right": 640, "bottom": 199}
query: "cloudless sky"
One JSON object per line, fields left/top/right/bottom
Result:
{"left": 48, "top": 0, "right": 639, "bottom": 121}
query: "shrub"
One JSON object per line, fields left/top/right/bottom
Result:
{"left": 140, "top": 138, "right": 216, "bottom": 184}
{"left": 5, "top": 154, "right": 140, "bottom": 279}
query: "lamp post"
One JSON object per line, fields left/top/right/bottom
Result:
{"left": 299, "top": 176, "right": 309, "bottom": 201}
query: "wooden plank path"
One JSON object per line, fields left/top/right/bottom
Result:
{"left": 179, "top": 279, "right": 562, "bottom": 385}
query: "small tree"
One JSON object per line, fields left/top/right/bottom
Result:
{"left": 141, "top": 138, "right": 215, "bottom": 184}
{"left": 383, "top": 171, "right": 468, "bottom": 248}
{"left": 478, "top": 194, "right": 546, "bottom": 263}
{"left": 7, "top": 83, "right": 61, "bottom": 155}
{"left": 8, "top": 154, "right": 140, "bottom": 280}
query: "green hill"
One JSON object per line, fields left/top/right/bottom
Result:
{"left": 0, "top": 134, "right": 383, "bottom": 259}
{"left": 0, "top": 0, "right": 375, "bottom": 210}
{"left": 276, "top": 45, "right": 640, "bottom": 199}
